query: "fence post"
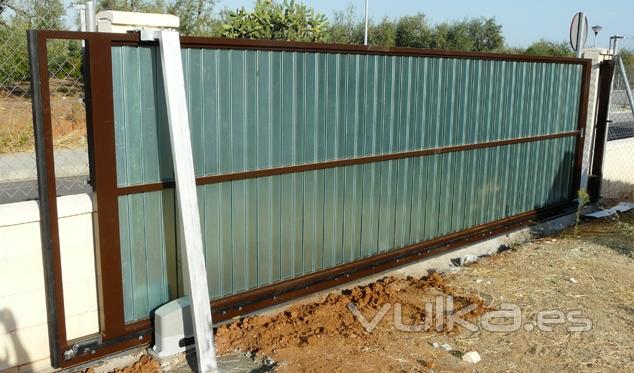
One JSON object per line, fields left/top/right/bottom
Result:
{"left": 588, "top": 60, "right": 616, "bottom": 201}
{"left": 579, "top": 48, "right": 605, "bottom": 191}
{"left": 27, "top": 30, "right": 65, "bottom": 368}
{"left": 156, "top": 31, "right": 219, "bottom": 373}
{"left": 86, "top": 0, "right": 97, "bottom": 32}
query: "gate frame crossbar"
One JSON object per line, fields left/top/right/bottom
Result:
{"left": 27, "top": 29, "right": 592, "bottom": 369}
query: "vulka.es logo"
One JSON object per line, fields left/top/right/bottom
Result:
{"left": 347, "top": 296, "right": 592, "bottom": 333}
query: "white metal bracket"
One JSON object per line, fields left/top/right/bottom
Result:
{"left": 139, "top": 29, "right": 160, "bottom": 41}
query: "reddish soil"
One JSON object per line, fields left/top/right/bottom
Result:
{"left": 215, "top": 273, "right": 490, "bottom": 372}
{"left": 85, "top": 355, "right": 159, "bottom": 373}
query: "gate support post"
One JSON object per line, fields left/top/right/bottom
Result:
{"left": 27, "top": 29, "right": 66, "bottom": 368}
{"left": 588, "top": 60, "right": 616, "bottom": 201}
{"left": 156, "top": 31, "right": 219, "bottom": 373}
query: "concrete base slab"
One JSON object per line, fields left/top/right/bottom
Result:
{"left": 153, "top": 349, "right": 273, "bottom": 373}
{"left": 68, "top": 348, "right": 146, "bottom": 373}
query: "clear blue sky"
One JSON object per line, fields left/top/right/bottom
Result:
{"left": 220, "top": 0, "right": 634, "bottom": 48}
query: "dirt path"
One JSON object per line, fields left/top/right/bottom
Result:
{"left": 215, "top": 212, "right": 634, "bottom": 372}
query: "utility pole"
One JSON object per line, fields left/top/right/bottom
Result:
{"left": 86, "top": 0, "right": 96, "bottom": 32}
{"left": 363, "top": 0, "right": 369, "bottom": 45}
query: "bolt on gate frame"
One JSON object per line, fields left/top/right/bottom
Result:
{"left": 28, "top": 30, "right": 592, "bottom": 369}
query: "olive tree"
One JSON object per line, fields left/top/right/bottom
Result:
{"left": 222, "top": 0, "right": 328, "bottom": 42}
{"left": 524, "top": 40, "right": 573, "bottom": 57}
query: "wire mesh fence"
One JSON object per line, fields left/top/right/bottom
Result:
{"left": 0, "top": 3, "right": 632, "bottom": 206}
{"left": 604, "top": 35, "right": 634, "bottom": 200}
{"left": 0, "top": 6, "right": 90, "bottom": 204}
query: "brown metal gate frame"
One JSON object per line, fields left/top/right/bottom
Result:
{"left": 588, "top": 60, "right": 616, "bottom": 201}
{"left": 28, "top": 29, "right": 592, "bottom": 369}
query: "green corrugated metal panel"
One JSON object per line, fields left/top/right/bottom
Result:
{"left": 116, "top": 137, "right": 576, "bottom": 323}
{"left": 112, "top": 46, "right": 583, "bottom": 323}
{"left": 112, "top": 47, "right": 582, "bottom": 187}
{"left": 118, "top": 190, "right": 173, "bottom": 322}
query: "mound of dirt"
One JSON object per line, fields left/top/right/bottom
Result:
{"left": 215, "top": 273, "right": 490, "bottom": 372}
{"left": 85, "top": 355, "right": 159, "bottom": 373}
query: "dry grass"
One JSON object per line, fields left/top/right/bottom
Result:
{"left": 444, "top": 212, "right": 634, "bottom": 371}
{"left": 0, "top": 93, "right": 86, "bottom": 153}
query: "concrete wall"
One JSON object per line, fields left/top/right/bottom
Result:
{"left": 0, "top": 194, "right": 99, "bottom": 373}
{"left": 603, "top": 137, "right": 634, "bottom": 199}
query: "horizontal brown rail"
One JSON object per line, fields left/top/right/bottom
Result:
{"left": 36, "top": 29, "right": 139, "bottom": 42}
{"left": 59, "top": 329, "right": 152, "bottom": 369}
{"left": 116, "top": 130, "right": 581, "bottom": 196}
{"left": 177, "top": 37, "right": 589, "bottom": 65}
{"left": 35, "top": 30, "right": 590, "bottom": 65}
{"left": 208, "top": 200, "right": 575, "bottom": 322}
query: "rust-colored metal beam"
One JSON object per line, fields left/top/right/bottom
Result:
{"left": 116, "top": 130, "right": 582, "bottom": 196}
{"left": 28, "top": 29, "right": 68, "bottom": 369}
{"left": 588, "top": 60, "right": 616, "bottom": 201}
{"left": 85, "top": 37, "right": 129, "bottom": 341}
{"left": 35, "top": 29, "right": 590, "bottom": 65}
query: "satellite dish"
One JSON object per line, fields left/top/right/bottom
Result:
{"left": 570, "top": 12, "right": 588, "bottom": 51}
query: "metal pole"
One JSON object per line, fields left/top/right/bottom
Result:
{"left": 575, "top": 12, "right": 585, "bottom": 58}
{"left": 363, "top": 0, "right": 369, "bottom": 45}
{"left": 588, "top": 61, "right": 616, "bottom": 201}
{"left": 616, "top": 54, "right": 634, "bottom": 115}
{"left": 75, "top": 4, "right": 87, "bottom": 47}
{"left": 612, "top": 35, "right": 623, "bottom": 55}
{"left": 86, "top": 0, "right": 96, "bottom": 32}
{"left": 77, "top": 5, "right": 86, "bottom": 32}
{"left": 27, "top": 29, "right": 61, "bottom": 369}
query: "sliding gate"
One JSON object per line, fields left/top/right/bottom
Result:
{"left": 29, "top": 30, "right": 591, "bottom": 368}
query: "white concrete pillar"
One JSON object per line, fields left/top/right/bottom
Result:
{"left": 579, "top": 48, "right": 609, "bottom": 191}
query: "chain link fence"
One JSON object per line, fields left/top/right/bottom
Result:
{"left": 0, "top": 7, "right": 90, "bottom": 204}
{"left": 603, "top": 35, "right": 634, "bottom": 200}
{"left": 0, "top": 6, "right": 632, "bottom": 205}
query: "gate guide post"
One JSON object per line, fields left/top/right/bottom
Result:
{"left": 155, "top": 30, "right": 218, "bottom": 372}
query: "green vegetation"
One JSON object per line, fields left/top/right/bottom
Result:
{"left": 523, "top": 39, "right": 574, "bottom": 57}
{"left": 221, "top": 0, "right": 328, "bottom": 42}
{"left": 0, "top": 0, "right": 82, "bottom": 84}
{"left": 575, "top": 189, "right": 590, "bottom": 237}
{"left": 322, "top": 6, "right": 504, "bottom": 52}
{"left": 0, "top": 0, "right": 585, "bottom": 92}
